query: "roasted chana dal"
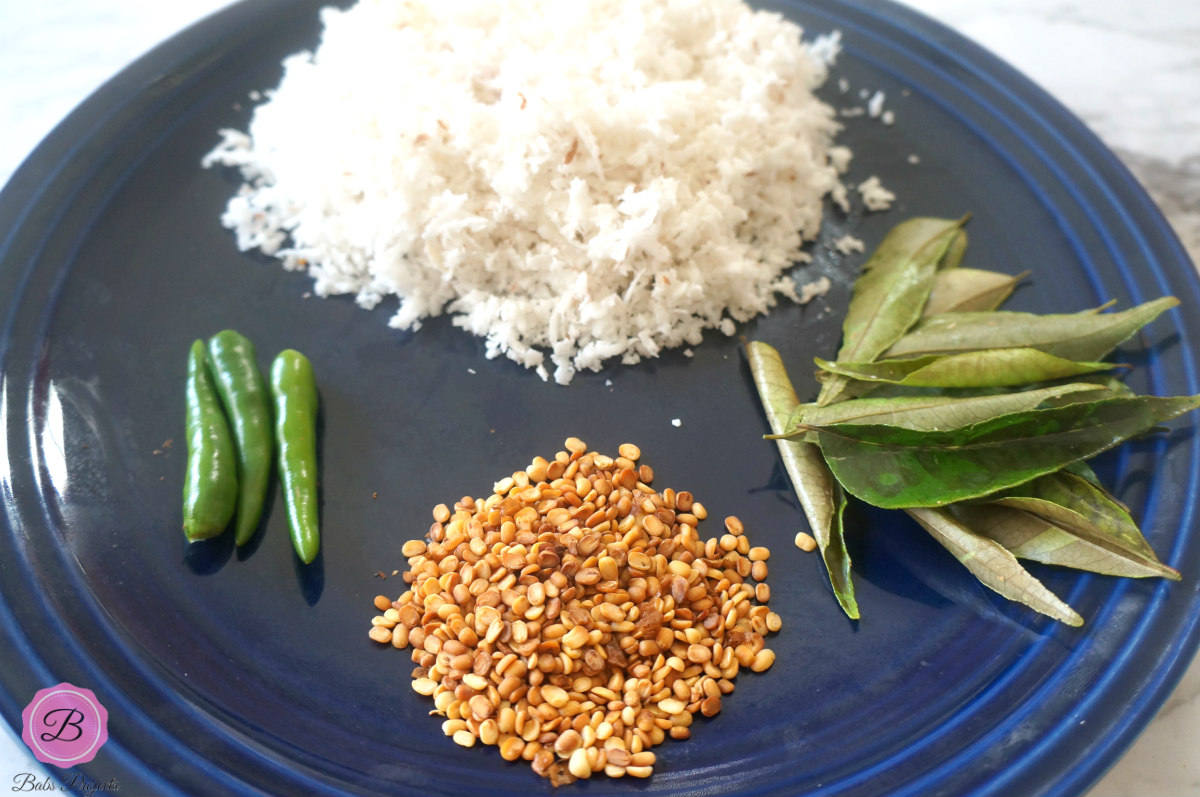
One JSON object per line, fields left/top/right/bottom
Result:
{"left": 369, "top": 438, "right": 780, "bottom": 785}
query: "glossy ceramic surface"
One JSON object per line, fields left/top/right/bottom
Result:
{"left": 2, "top": 1, "right": 1198, "bottom": 795}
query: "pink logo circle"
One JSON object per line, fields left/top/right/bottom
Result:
{"left": 21, "top": 683, "right": 109, "bottom": 766}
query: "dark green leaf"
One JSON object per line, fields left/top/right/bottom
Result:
{"left": 983, "top": 471, "right": 1179, "bottom": 579}
{"left": 924, "top": 268, "right": 1028, "bottom": 315}
{"left": 816, "top": 349, "right": 1116, "bottom": 389}
{"left": 745, "top": 342, "right": 859, "bottom": 619}
{"left": 885, "top": 296, "right": 1179, "bottom": 361}
{"left": 906, "top": 507, "right": 1084, "bottom": 626}
{"left": 817, "top": 216, "right": 968, "bottom": 406}
{"left": 1062, "top": 459, "right": 1105, "bottom": 490}
{"left": 776, "top": 382, "right": 1101, "bottom": 439}
{"left": 810, "top": 395, "right": 1200, "bottom": 508}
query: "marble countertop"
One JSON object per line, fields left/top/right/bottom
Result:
{"left": 1, "top": 1, "right": 1197, "bottom": 795}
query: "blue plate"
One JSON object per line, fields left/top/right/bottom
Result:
{"left": 2, "top": 1, "right": 1198, "bottom": 795}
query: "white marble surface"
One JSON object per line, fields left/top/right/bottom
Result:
{"left": 1, "top": 1, "right": 1197, "bottom": 795}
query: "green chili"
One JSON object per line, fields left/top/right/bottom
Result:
{"left": 207, "top": 330, "right": 273, "bottom": 546}
{"left": 270, "top": 349, "right": 320, "bottom": 563}
{"left": 183, "top": 340, "right": 238, "bottom": 541}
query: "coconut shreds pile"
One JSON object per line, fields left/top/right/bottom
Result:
{"left": 203, "top": 0, "right": 852, "bottom": 384}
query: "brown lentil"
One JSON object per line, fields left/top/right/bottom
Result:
{"left": 751, "top": 560, "right": 769, "bottom": 582}
{"left": 369, "top": 439, "right": 779, "bottom": 785}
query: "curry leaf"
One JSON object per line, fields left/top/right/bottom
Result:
{"left": 817, "top": 216, "right": 968, "bottom": 406}
{"left": 745, "top": 342, "right": 859, "bottom": 619}
{"left": 810, "top": 395, "right": 1200, "bottom": 509}
{"left": 847, "top": 374, "right": 1131, "bottom": 405}
{"left": 1038, "top": 375, "right": 1135, "bottom": 408}
{"left": 816, "top": 349, "right": 1117, "bottom": 390}
{"left": 939, "top": 228, "right": 970, "bottom": 270}
{"left": 950, "top": 503, "right": 1176, "bottom": 579}
{"left": 1062, "top": 459, "right": 1105, "bottom": 490}
{"left": 884, "top": 296, "right": 1179, "bottom": 361}
{"left": 924, "top": 268, "right": 1028, "bottom": 315}
{"left": 1058, "top": 459, "right": 1133, "bottom": 513}
{"left": 906, "top": 507, "right": 1084, "bottom": 626}
{"left": 776, "top": 383, "right": 1101, "bottom": 439}
{"left": 752, "top": 206, "right": 1193, "bottom": 626}
{"left": 982, "top": 471, "right": 1179, "bottom": 579}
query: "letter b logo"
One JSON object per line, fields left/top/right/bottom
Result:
{"left": 21, "top": 684, "right": 109, "bottom": 766}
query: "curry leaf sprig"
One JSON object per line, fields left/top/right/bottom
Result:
{"left": 748, "top": 216, "right": 1192, "bottom": 626}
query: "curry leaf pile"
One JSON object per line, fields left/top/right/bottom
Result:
{"left": 748, "top": 216, "right": 1195, "bottom": 626}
